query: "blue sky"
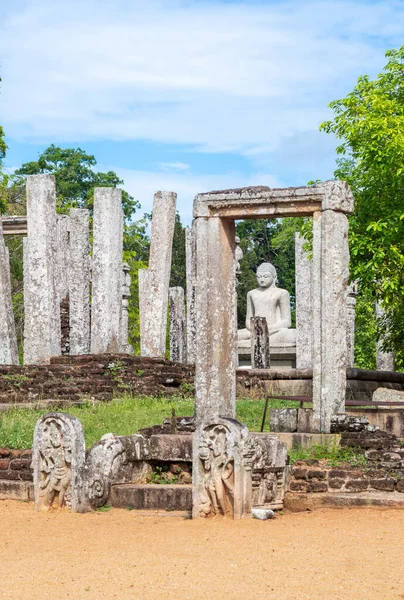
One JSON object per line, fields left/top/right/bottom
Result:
{"left": 1, "top": 0, "right": 403, "bottom": 224}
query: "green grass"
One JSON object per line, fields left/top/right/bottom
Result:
{"left": 289, "top": 442, "right": 368, "bottom": 467}
{"left": 0, "top": 395, "right": 300, "bottom": 449}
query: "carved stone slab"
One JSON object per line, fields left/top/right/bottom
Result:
{"left": 193, "top": 416, "right": 254, "bottom": 519}
{"left": 32, "top": 413, "right": 89, "bottom": 513}
{"left": 248, "top": 433, "right": 287, "bottom": 510}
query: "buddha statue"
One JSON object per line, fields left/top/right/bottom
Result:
{"left": 238, "top": 262, "right": 296, "bottom": 348}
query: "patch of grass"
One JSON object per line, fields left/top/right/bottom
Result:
{"left": 289, "top": 441, "right": 368, "bottom": 468}
{"left": 96, "top": 505, "right": 111, "bottom": 512}
{"left": 0, "top": 395, "right": 298, "bottom": 449}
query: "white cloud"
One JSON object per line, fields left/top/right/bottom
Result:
{"left": 111, "top": 165, "right": 284, "bottom": 225}
{"left": 158, "top": 162, "right": 190, "bottom": 172}
{"left": 0, "top": 0, "right": 402, "bottom": 158}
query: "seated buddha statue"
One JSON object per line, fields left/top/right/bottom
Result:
{"left": 238, "top": 262, "right": 296, "bottom": 348}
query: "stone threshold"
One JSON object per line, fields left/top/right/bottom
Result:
{"left": 284, "top": 491, "right": 404, "bottom": 512}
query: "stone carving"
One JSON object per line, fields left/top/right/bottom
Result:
{"left": 193, "top": 417, "right": 288, "bottom": 518}
{"left": 85, "top": 433, "right": 151, "bottom": 509}
{"left": 33, "top": 413, "right": 88, "bottom": 512}
{"left": 238, "top": 262, "right": 296, "bottom": 350}
{"left": 235, "top": 235, "right": 243, "bottom": 276}
{"left": 193, "top": 417, "right": 254, "bottom": 519}
{"left": 249, "top": 434, "right": 287, "bottom": 509}
{"left": 346, "top": 281, "right": 358, "bottom": 367}
{"left": 169, "top": 286, "right": 187, "bottom": 363}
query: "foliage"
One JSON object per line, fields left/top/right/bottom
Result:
{"left": 320, "top": 46, "right": 404, "bottom": 362}
{"left": 14, "top": 145, "right": 139, "bottom": 221}
{"left": 289, "top": 442, "right": 368, "bottom": 467}
{"left": 170, "top": 212, "right": 186, "bottom": 289}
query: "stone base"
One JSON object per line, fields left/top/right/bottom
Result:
{"left": 238, "top": 346, "right": 296, "bottom": 369}
{"left": 110, "top": 483, "right": 192, "bottom": 511}
{"left": 284, "top": 491, "right": 404, "bottom": 512}
{"left": 0, "top": 480, "right": 33, "bottom": 501}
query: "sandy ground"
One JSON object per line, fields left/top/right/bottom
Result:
{"left": 1, "top": 501, "right": 404, "bottom": 600}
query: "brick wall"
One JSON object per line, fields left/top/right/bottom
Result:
{"left": 0, "top": 448, "right": 33, "bottom": 482}
{"left": 288, "top": 430, "right": 404, "bottom": 495}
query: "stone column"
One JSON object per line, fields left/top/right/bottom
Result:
{"left": 251, "top": 317, "right": 270, "bottom": 369}
{"left": 56, "top": 215, "right": 71, "bottom": 355}
{"left": 90, "top": 188, "right": 123, "bottom": 354}
{"left": 139, "top": 191, "right": 177, "bottom": 357}
{"left": 0, "top": 218, "right": 18, "bottom": 364}
{"left": 312, "top": 209, "right": 349, "bottom": 432}
{"left": 69, "top": 209, "right": 91, "bottom": 355}
{"left": 194, "top": 217, "right": 236, "bottom": 424}
{"left": 295, "top": 233, "right": 313, "bottom": 368}
{"left": 346, "top": 281, "right": 358, "bottom": 368}
{"left": 185, "top": 224, "right": 197, "bottom": 364}
{"left": 24, "top": 174, "right": 61, "bottom": 364}
{"left": 121, "top": 262, "right": 133, "bottom": 354}
{"left": 376, "top": 301, "right": 395, "bottom": 371}
{"left": 169, "top": 286, "right": 187, "bottom": 363}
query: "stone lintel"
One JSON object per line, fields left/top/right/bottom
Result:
{"left": 193, "top": 180, "right": 354, "bottom": 219}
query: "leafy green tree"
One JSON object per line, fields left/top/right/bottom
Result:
{"left": 170, "top": 212, "right": 186, "bottom": 289}
{"left": 15, "top": 145, "right": 139, "bottom": 221}
{"left": 321, "top": 46, "right": 404, "bottom": 365}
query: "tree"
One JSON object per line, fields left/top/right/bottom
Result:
{"left": 170, "top": 213, "right": 186, "bottom": 289}
{"left": 320, "top": 46, "right": 404, "bottom": 366}
{"left": 15, "top": 145, "right": 139, "bottom": 221}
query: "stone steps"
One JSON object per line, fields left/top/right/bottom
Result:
{"left": 110, "top": 483, "right": 192, "bottom": 512}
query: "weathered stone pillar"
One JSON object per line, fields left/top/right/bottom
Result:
{"left": 295, "top": 232, "right": 313, "bottom": 369}
{"left": 90, "top": 188, "right": 123, "bottom": 354}
{"left": 24, "top": 174, "right": 61, "bottom": 364}
{"left": 185, "top": 223, "right": 197, "bottom": 364}
{"left": 251, "top": 317, "right": 270, "bottom": 369}
{"left": 346, "top": 281, "right": 358, "bottom": 368}
{"left": 56, "top": 215, "right": 71, "bottom": 355}
{"left": 121, "top": 262, "right": 133, "bottom": 354}
{"left": 376, "top": 301, "right": 395, "bottom": 371}
{"left": 139, "top": 191, "right": 177, "bottom": 357}
{"left": 312, "top": 208, "right": 349, "bottom": 432}
{"left": 0, "top": 218, "right": 18, "bottom": 364}
{"left": 69, "top": 209, "right": 91, "bottom": 355}
{"left": 194, "top": 217, "right": 236, "bottom": 424}
{"left": 169, "top": 287, "right": 186, "bottom": 363}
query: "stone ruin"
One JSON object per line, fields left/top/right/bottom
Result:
{"left": 32, "top": 411, "right": 288, "bottom": 519}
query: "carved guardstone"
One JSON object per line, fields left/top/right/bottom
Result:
{"left": 193, "top": 417, "right": 254, "bottom": 519}
{"left": 33, "top": 413, "right": 89, "bottom": 513}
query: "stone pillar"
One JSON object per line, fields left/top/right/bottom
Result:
{"left": 295, "top": 233, "right": 313, "bottom": 369}
{"left": 24, "top": 174, "right": 61, "bottom": 364}
{"left": 90, "top": 188, "right": 123, "bottom": 354}
{"left": 121, "top": 262, "right": 133, "bottom": 354}
{"left": 139, "top": 191, "right": 177, "bottom": 357}
{"left": 69, "top": 209, "right": 91, "bottom": 355}
{"left": 169, "top": 287, "right": 186, "bottom": 363}
{"left": 312, "top": 209, "right": 349, "bottom": 432}
{"left": 251, "top": 317, "right": 270, "bottom": 369}
{"left": 57, "top": 215, "right": 71, "bottom": 355}
{"left": 0, "top": 218, "right": 18, "bottom": 364}
{"left": 376, "top": 301, "right": 395, "bottom": 371}
{"left": 346, "top": 281, "right": 358, "bottom": 368}
{"left": 185, "top": 224, "right": 197, "bottom": 364}
{"left": 194, "top": 217, "right": 236, "bottom": 424}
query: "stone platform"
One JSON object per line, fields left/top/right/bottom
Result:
{"left": 238, "top": 346, "right": 296, "bottom": 369}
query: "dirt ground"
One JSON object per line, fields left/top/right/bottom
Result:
{"left": 1, "top": 501, "right": 404, "bottom": 600}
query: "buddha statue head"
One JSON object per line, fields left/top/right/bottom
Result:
{"left": 256, "top": 262, "right": 277, "bottom": 289}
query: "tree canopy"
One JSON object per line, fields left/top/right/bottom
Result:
{"left": 321, "top": 46, "right": 404, "bottom": 364}
{"left": 15, "top": 145, "right": 139, "bottom": 221}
